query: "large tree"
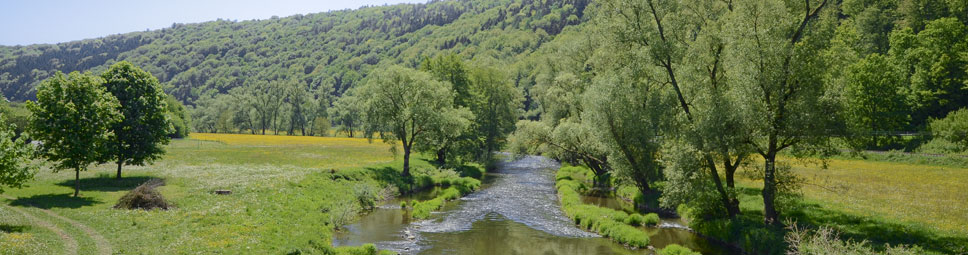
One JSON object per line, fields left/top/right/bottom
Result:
{"left": 101, "top": 61, "right": 173, "bottom": 179}
{"left": 597, "top": 0, "right": 749, "bottom": 217}
{"left": 466, "top": 64, "right": 522, "bottom": 162}
{"left": 726, "top": 0, "right": 843, "bottom": 224}
{"left": 419, "top": 54, "right": 474, "bottom": 164}
{"left": 27, "top": 72, "right": 122, "bottom": 197}
{"left": 356, "top": 66, "right": 472, "bottom": 177}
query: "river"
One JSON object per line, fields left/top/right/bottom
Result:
{"left": 333, "top": 156, "right": 730, "bottom": 254}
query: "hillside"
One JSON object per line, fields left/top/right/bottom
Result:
{"left": 0, "top": 0, "right": 589, "bottom": 103}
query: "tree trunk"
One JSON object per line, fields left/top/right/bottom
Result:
{"left": 116, "top": 140, "right": 123, "bottom": 179}
{"left": 762, "top": 151, "right": 779, "bottom": 225}
{"left": 436, "top": 148, "right": 446, "bottom": 165}
{"left": 704, "top": 155, "right": 739, "bottom": 218}
{"left": 116, "top": 161, "right": 123, "bottom": 180}
{"left": 402, "top": 147, "right": 412, "bottom": 177}
{"left": 74, "top": 168, "right": 80, "bottom": 197}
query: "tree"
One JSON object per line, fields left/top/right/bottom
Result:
{"left": 284, "top": 80, "right": 309, "bottom": 135}
{"left": 0, "top": 114, "right": 36, "bottom": 194}
{"left": 27, "top": 72, "right": 122, "bottom": 197}
{"left": 244, "top": 80, "right": 284, "bottom": 135}
{"left": 725, "top": 0, "right": 843, "bottom": 224}
{"left": 583, "top": 69, "right": 676, "bottom": 197}
{"left": 844, "top": 54, "right": 910, "bottom": 149}
{"left": 466, "top": 65, "right": 522, "bottom": 162}
{"left": 356, "top": 66, "right": 472, "bottom": 177}
{"left": 329, "top": 92, "right": 363, "bottom": 138}
{"left": 419, "top": 54, "right": 473, "bottom": 164}
{"left": 890, "top": 18, "right": 968, "bottom": 126}
{"left": 597, "top": 0, "right": 748, "bottom": 217}
{"left": 306, "top": 85, "right": 333, "bottom": 136}
{"left": 164, "top": 94, "right": 191, "bottom": 138}
{"left": 101, "top": 61, "right": 173, "bottom": 179}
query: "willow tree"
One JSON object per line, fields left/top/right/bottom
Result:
{"left": 101, "top": 61, "right": 172, "bottom": 179}
{"left": 597, "top": 0, "right": 750, "bottom": 217}
{"left": 582, "top": 67, "right": 677, "bottom": 197}
{"left": 466, "top": 65, "right": 522, "bottom": 162}
{"left": 507, "top": 26, "right": 612, "bottom": 186}
{"left": 357, "top": 66, "right": 472, "bottom": 177}
{"left": 28, "top": 72, "right": 122, "bottom": 197}
{"left": 725, "top": 0, "right": 843, "bottom": 224}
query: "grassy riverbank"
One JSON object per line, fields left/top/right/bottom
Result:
{"left": 0, "top": 133, "right": 445, "bottom": 254}
{"left": 683, "top": 155, "right": 968, "bottom": 254}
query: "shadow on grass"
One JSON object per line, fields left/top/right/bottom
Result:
{"left": 701, "top": 186, "right": 968, "bottom": 254}
{"left": 0, "top": 224, "right": 28, "bottom": 233}
{"left": 787, "top": 202, "right": 968, "bottom": 254}
{"left": 9, "top": 194, "right": 101, "bottom": 209}
{"left": 55, "top": 176, "right": 159, "bottom": 192}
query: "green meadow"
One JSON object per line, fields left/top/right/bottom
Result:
{"left": 0, "top": 134, "right": 424, "bottom": 254}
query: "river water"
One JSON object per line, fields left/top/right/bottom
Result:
{"left": 333, "top": 156, "right": 730, "bottom": 254}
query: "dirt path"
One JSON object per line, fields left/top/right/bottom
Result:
{"left": 2, "top": 195, "right": 112, "bottom": 255}
{"left": 1, "top": 204, "right": 78, "bottom": 255}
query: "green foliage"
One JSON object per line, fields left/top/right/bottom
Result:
{"left": 26, "top": 71, "right": 122, "bottom": 196}
{"left": 555, "top": 166, "right": 652, "bottom": 248}
{"left": 0, "top": 0, "right": 592, "bottom": 104}
{"left": 356, "top": 66, "right": 473, "bottom": 176}
{"left": 0, "top": 102, "right": 30, "bottom": 137}
{"left": 890, "top": 17, "right": 968, "bottom": 125}
{"left": 100, "top": 61, "right": 173, "bottom": 178}
{"left": 329, "top": 93, "right": 362, "bottom": 137}
{"left": 925, "top": 108, "right": 968, "bottom": 152}
{"left": 163, "top": 94, "right": 191, "bottom": 138}
{"left": 786, "top": 224, "right": 924, "bottom": 255}
{"left": 844, "top": 54, "right": 911, "bottom": 149}
{"left": 409, "top": 171, "right": 482, "bottom": 219}
{"left": 0, "top": 114, "right": 36, "bottom": 194}
{"left": 658, "top": 244, "right": 701, "bottom": 255}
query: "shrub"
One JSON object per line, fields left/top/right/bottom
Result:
{"left": 658, "top": 244, "right": 701, "bottom": 255}
{"left": 786, "top": 224, "right": 924, "bottom": 255}
{"left": 641, "top": 213, "right": 660, "bottom": 226}
{"left": 114, "top": 179, "right": 170, "bottom": 210}
{"left": 353, "top": 184, "right": 380, "bottom": 211}
{"left": 928, "top": 108, "right": 968, "bottom": 152}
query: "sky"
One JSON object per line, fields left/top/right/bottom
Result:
{"left": 0, "top": 0, "right": 426, "bottom": 46}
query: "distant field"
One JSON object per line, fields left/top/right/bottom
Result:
{"left": 0, "top": 134, "right": 414, "bottom": 254}
{"left": 737, "top": 156, "right": 968, "bottom": 253}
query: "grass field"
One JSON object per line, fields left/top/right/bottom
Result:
{"left": 732, "top": 156, "right": 968, "bottom": 254}
{"left": 0, "top": 133, "right": 424, "bottom": 254}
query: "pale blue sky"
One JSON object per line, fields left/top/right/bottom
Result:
{"left": 0, "top": 0, "right": 426, "bottom": 46}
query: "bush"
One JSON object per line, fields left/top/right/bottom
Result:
{"left": 925, "top": 108, "right": 968, "bottom": 153}
{"left": 786, "top": 224, "right": 923, "bottom": 255}
{"left": 658, "top": 244, "right": 701, "bottom": 255}
{"left": 624, "top": 213, "right": 659, "bottom": 226}
{"left": 114, "top": 179, "right": 170, "bottom": 210}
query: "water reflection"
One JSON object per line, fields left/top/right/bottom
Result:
{"left": 333, "top": 156, "right": 730, "bottom": 254}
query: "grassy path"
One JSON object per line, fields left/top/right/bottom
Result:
{"left": 2, "top": 195, "right": 111, "bottom": 255}
{"left": 0, "top": 203, "right": 77, "bottom": 255}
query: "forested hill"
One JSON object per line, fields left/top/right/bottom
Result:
{"left": 0, "top": 0, "right": 590, "bottom": 103}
